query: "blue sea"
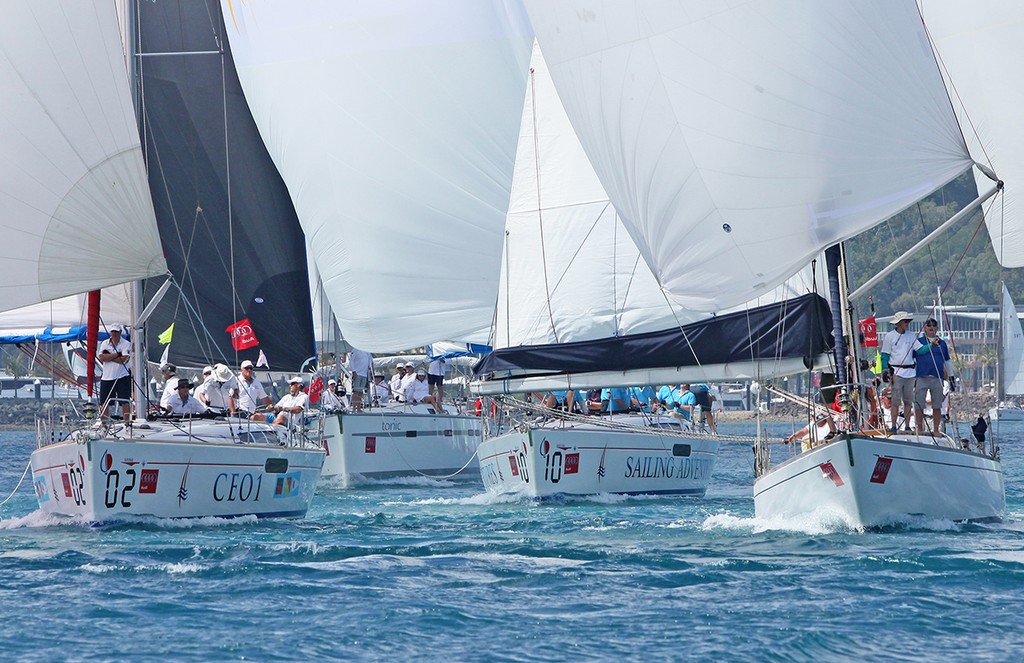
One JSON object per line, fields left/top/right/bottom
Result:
{"left": 2, "top": 421, "right": 1023, "bottom": 662}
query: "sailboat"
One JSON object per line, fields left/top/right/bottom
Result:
{"left": 517, "top": 0, "right": 1004, "bottom": 525}
{"left": 470, "top": 41, "right": 830, "bottom": 498}
{"left": 8, "top": 0, "right": 324, "bottom": 522}
{"left": 990, "top": 283, "right": 1024, "bottom": 421}
{"left": 219, "top": 1, "right": 534, "bottom": 485}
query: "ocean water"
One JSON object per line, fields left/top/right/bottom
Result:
{"left": 2, "top": 421, "right": 1023, "bottom": 662}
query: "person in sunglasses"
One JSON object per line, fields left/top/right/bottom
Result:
{"left": 914, "top": 317, "right": 952, "bottom": 437}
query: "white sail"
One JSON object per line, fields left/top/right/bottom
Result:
{"left": 498, "top": 41, "right": 821, "bottom": 350}
{"left": 523, "top": 0, "right": 973, "bottom": 313}
{"left": 221, "top": 1, "right": 533, "bottom": 352}
{"left": 0, "top": 286, "right": 132, "bottom": 339}
{"left": 919, "top": 1, "right": 1024, "bottom": 267}
{"left": 999, "top": 284, "right": 1024, "bottom": 396}
{"left": 0, "top": 0, "right": 166, "bottom": 314}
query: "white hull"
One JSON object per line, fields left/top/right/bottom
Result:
{"left": 320, "top": 405, "right": 482, "bottom": 486}
{"left": 477, "top": 418, "right": 719, "bottom": 498}
{"left": 989, "top": 404, "right": 1024, "bottom": 422}
{"left": 753, "top": 433, "right": 1004, "bottom": 528}
{"left": 31, "top": 420, "right": 324, "bottom": 522}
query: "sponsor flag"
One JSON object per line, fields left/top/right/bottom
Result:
{"left": 158, "top": 323, "right": 174, "bottom": 345}
{"left": 256, "top": 349, "right": 270, "bottom": 368}
{"left": 872, "top": 351, "right": 882, "bottom": 375}
{"left": 225, "top": 318, "right": 259, "bottom": 351}
{"left": 308, "top": 375, "right": 323, "bottom": 404}
{"left": 857, "top": 315, "right": 878, "bottom": 347}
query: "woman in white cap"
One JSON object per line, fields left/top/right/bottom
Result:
{"left": 273, "top": 376, "right": 309, "bottom": 426}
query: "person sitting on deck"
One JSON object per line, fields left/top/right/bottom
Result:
{"left": 601, "top": 387, "right": 632, "bottom": 414}
{"left": 371, "top": 372, "right": 391, "bottom": 405}
{"left": 272, "top": 376, "right": 308, "bottom": 426}
{"left": 320, "top": 378, "right": 346, "bottom": 411}
{"left": 167, "top": 378, "right": 208, "bottom": 416}
{"left": 236, "top": 360, "right": 273, "bottom": 419}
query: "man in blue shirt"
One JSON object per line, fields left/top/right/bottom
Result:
{"left": 601, "top": 387, "right": 631, "bottom": 414}
{"left": 914, "top": 317, "right": 951, "bottom": 436}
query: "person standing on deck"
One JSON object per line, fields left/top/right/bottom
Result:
{"left": 880, "top": 311, "right": 918, "bottom": 433}
{"left": 98, "top": 324, "right": 132, "bottom": 422}
{"left": 914, "top": 317, "right": 951, "bottom": 437}
{"left": 390, "top": 363, "right": 408, "bottom": 401}
{"left": 427, "top": 356, "right": 448, "bottom": 412}
{"left": 348, "top": 347, "right": 372, "bottom": 410}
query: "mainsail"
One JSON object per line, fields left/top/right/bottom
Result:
{"left": 221, "top": 1, "right": 534, "bottom": 352}
{"left": 135, "top": 0, "right": 315, "bottom": 370}
{"left": 0, "top": 0, "right": 166, "bottom": 314}
{"left": 523, "top": 0, "right": 975, "bottom": 313}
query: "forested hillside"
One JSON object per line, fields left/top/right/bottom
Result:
{"left": 845, "top": 172, "right": 1024, "bottom": 316}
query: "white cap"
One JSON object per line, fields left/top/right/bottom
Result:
{"left": 109, "top": 324, "right": 123, "bottom": 332}
{"left": 202, "top": 366, "right": 214, "bottom": 375}
{"left": 328, "top": 379, "right": 338, "bottom": 385}
{"left": 240, "top": 359, "right": 254, "bottom": 369}
{"left": 416, "top": 369, "right": 426, "bottom": 376}
{"left": 289, "top": 376, "right": 304, "bottom": 385}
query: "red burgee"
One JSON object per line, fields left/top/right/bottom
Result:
{"left": 858, "top": 315, "right": 878, "bottom": 347}
{"left": 308, "top": 375, "right": 323, "bottom": 404}
{"left": 225, "top": 318, "right": 259, "bottom": 350}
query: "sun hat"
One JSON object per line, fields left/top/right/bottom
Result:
{"left": 175, "top": 378, "right": 193, "bottom": 390}
{"left": 202, "top": 366, "right": 213, "bottom": 375}
{"left": 889, "top": 311, "right": 914, "bottom": 324}
{"left": 213, "top": 363, "right": 234, "bottom": 382}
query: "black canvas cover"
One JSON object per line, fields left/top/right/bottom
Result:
{"left": 137, "top": 0, "right": 315, "bottom": 371}
{"left": 474, "top": 293, "right": 833, "bottom": 377}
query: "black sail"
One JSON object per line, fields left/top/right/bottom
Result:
{"left": 137, "top": 0, "right": 314, "bottom": 371}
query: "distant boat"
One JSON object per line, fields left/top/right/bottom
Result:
{"left": 990, "top": 283, "right": 1024, "bottom": 421}
{"left": 1, "top": 0, "right": 324, "bottom": 522}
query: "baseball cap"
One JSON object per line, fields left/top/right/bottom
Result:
{"left": 416, "top": 369, "right": 426, "bottom": 376}
{"left": 160, "top": 363, "right": 176, "bottom": 373}
{"left": 288, "top": 376, "right": 304, "bottom": 385}
{"left": 240, "top": 359, "right": 254, "bottom": 369}
{"left": 328, "top": 379, "right": 338, "bottom": 385}
{"left": 202, "top": 366, "right": 213, "bottom": 375}
{"left": 109, "top": 324, "right": 123, "bottom": 332}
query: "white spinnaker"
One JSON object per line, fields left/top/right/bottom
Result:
{"left": 919, "top": 1, "right": 1024, "bottom": 267}
{"left": 523, "top": 0, "right": 973, "bottom": 313}
{"left": 999, "top": 284, "right": 1024, "bottom": 396}
{"left": 0, "top": 0, "right": 166, "bottom": 313}
{"left": 221, "top": 1, "right": 533, "bottom": 352}
{"left": 497, "top": 41, "right": 822, "bottom": 352}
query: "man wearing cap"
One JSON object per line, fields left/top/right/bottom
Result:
{"left": 158, "top": 363, "right": 178, "bottom": 412}
{"left": 272, "top": 376, "right": 309, "bottom": 426}
{"left": 193, "top": 366, "right": 214, "bottom": 405}
{"left": 881, "top": 311, "right": 918, "bottom": 432}
{"left": 399, "top": 363, "right": 418, "bottom": 402}
{"left": 390, "top": 363, "right": 407, "bottom": 401}
{"left": 320, "top": 378, "right": 346, "bottom": 411}
{"left": 404, "top": 368, "right": 432, "bottom": 405}
{"left": 167, "top": 378, "right": 207, "bottom": 416}
{"left": 98, "top": 324, "right": 132, "bottom": 422}
{"left": 914, "top": 317, "right": 952, "bottom": 437}
{"left": 236, "top": 360, "right": 273, "bottom": 417}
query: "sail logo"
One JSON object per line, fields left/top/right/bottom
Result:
{"left": 870, "top": 457, "right": 893, "bottom": 484}
{"left": 139, "top": 469, "right": 159, "bottom": 494}
{"left": 33, "top": 476, "right": 49, "bottom": 503}
{"left": 820, "top": 462, "right": 844, "bottom": 487}
{"left": 274, "top": 472, "right": 301, "bottom": 498}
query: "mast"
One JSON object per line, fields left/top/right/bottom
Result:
{"left": 825, "top": 244, "right": 851, "bottom": 422}
{"left": 996, "top": 281, "right": 1005, "bottom": 402}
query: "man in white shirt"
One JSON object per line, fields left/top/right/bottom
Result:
{"left": 390, "top": 363, "right": 408, "bottom": 401}
{"left": 236, "top": 359, "right": 273, "bottom": 418}
{"left": 167, "top": 378, "right": 208, "bottom": 416}
{"left": 158, "top": 363, "right": 178, "bottom": 413}
{"left": 371, "top": 373, "right": 391, "bottom": 405}
{"left": 427, "top": 357, "right": 448, "bottom": 411}
{"left": 193, "top": 366, "right": 214, "bottom": 404}
{"left": 201, "top": 363, "right": 238, "bottom": 416}
{"left": 320, "top": 378, "right": 348, "bottom": 410}
{"left": 98, "top": 324, "right": 132, "bottom": 422}
{"left": 399, "top": 364, "right": 418, "bottom": 402}
{"left": 273, "top": 376, "right": 309, "bottom": 426}
{"left": 404, "top": 369, "right": 437, "bottom": 406}
{"left": 881, "top": 311, "right": 920, "bottom": 433}
{"left": 348, "top": 348, "right": 373, "bottom": 410}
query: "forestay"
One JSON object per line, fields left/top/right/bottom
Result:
{"left": 523, "top": 0, "right": 974, "bottom": 312}
{"left": 919, "top": 0, "right": 1024, "bottom": 267}
{"left": 221, "top": 1, "right": 534, "bottom": 351}
{"left": 0, "top": 0, "right": 166, "bottom": 313}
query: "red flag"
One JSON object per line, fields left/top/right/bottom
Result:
{"left": 225, "top": 318, "right": 259, "bottom": 351}
{"left": 308, "top": 375, "right": 323, "bottom": 404}
{"left": 858, "top": 315, "right": 878, "bottom": 347}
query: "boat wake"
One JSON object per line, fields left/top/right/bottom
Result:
{"left": 0, "top": 510, "right": 259, "bottom": 530}
{"left": 318, "top": 474, "right": 461, "bottom": 490}
{"left": 701, "top": 509, "right": 966, "bottom": 535}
